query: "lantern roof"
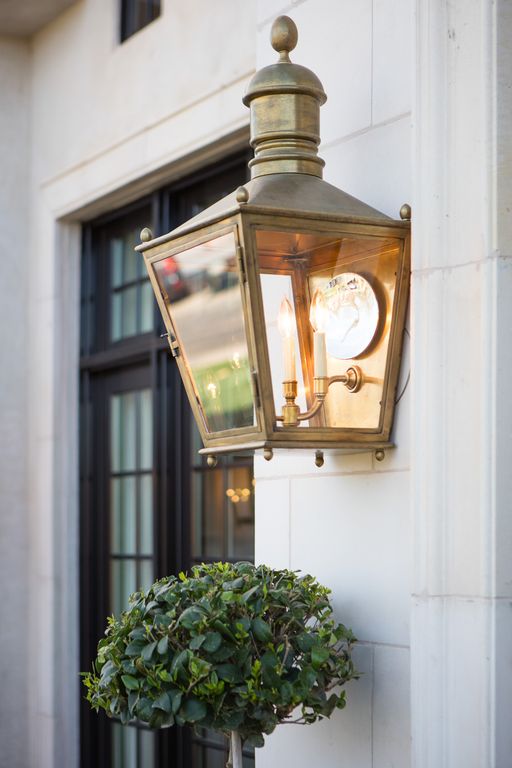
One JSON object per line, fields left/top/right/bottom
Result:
{"left": 136, "top": 173, "right": 393, "bottom": 252}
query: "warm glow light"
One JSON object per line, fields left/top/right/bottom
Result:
{"left": 309, "top": 288, "right": 328, "bottom": 332}
{"left": 207, "top": 382, "right": 218, "bottom": 399}
{"left": 277, "top": 297, "right": 295, "bottom": 339}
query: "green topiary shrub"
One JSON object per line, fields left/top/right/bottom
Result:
{"left": 83, "top": 562, "right": 358, "bottom": 766}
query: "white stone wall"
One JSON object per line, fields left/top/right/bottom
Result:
{"left": 411, "top": 1, "right": 512, "bottom": 766}
{"left": 254, "top": 2, "right": 413, "bottom": 767}
{"left": 0, "top": 36, "right": 31, "bottom": 768}
{"left": 1, "top": 0, "right": 510, "bottom": 766}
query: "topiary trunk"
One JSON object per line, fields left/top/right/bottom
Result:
{"left": 227, "top": 731, "right": 243, "bottom": 768}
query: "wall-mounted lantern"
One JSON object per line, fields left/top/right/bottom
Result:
{"left": 137, "top": 16, "right": 410, "bottom": 467}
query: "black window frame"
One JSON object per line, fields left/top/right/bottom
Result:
{"left": 79, "top": 151, "right": 255, "bottom": 768}
{"left": 120, "top": 0, "right": 162, "bottom": 43}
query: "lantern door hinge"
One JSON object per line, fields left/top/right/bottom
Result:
{"left": 161, "top": 330, "right": 180, "bottom": 357}
{"left": 236, "top": 245, "right": 246, "bottom": 282}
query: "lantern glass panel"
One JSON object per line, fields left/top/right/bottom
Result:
{"left": 254, "top": 228, "right": 403, "bottom": 430}
{"left": 153, "top": 231, "right": 255, "bottom": 434}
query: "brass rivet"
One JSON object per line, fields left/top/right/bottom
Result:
{"left": 207, "top": 455, "right": 218, "bottom": 468}
{"left": 399, "top": 204, "right": 411, "bottom": 221}
{"left": 271, "top": 16, "right": 298, "bottom": 57}
{"left": 140, "top": 227, "right": 153, "bottom": 242}
{"left": 315, "top": 450, "right": 324, "bottom": 468}
{"left": 263, "top": 447, "right": 273, "bottom": 462}
{"left": 375, "top": 449, "right": 385, "bottom": 462}
{"left": 236, "top": 186, "right": 249, "bottom": 204}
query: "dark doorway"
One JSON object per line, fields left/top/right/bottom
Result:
{"left": 79, "top": 153, "right": 255, "bottom": 768}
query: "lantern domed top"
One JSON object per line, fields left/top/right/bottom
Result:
{"left": 243, "top": 16, "right": 327, "bottom": 179}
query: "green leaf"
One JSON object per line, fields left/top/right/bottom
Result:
{"left": 180, "top": 697, "right": 207, "bottom": 723}
{"left": 125, "top": 640, "right": 145, "bottom": 657}
{"left": 215, "top": 664, "right": 239, "bottom": 683}
{"left": 222, "top": 709, "right": 245, "bottom": 729}
{"left": 157, "top": 636, "right": 169, "bottom": 655}
{"left": 221, "top": 591, "right": 235, "bottom": 603}
{"left": 152, "top": 692, "right": 172, "bottom": 713}
{"left": 127, "top": 691, "right": 139, "bottom": 714}
{"left": 121, "top": 674, "right": 139, "bottom": 691}
{"left": 202, "top": 632, "right": 222, "bottom": 653}
{"left": 223, "top": 577, "right": 245, "bottom": 591}
{"left": 178, "top": 607, "right": 204, "bottom": 629}
{"left": 245, "top": 733, "right": 265, "bottom": 748}
{"left": 189, "top": 635, "right": 205, "bottom": 651}
{"left": 251, "top": 618, "right": 272, "bottom": 643}
{"left": 170, "top": 689, "right": 183, "bottom": 715}
{"left": 241, "top": 584, "right": 259, "bottom": 603}
{"left": 311, "top": 646, "right": 330, "bottom": 668}
{"left": 296, "top": 633, "right": 315, "bottom": 653}
{"left": 142, "top": 641, "right": 157, "bottom": 663}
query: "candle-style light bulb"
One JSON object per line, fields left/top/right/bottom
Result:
{"left": 278, "top": 297, "right": 296, "bottom": 381}
{"left": 309, "top": 288, "right": 328, "bottom": 332}
{"left": 310, "top": 289, "right": 328, "bottom": 378}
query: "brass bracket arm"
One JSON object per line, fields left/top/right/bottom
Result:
{"left": 276, "top": 366, "right": 363, "bottom": 426}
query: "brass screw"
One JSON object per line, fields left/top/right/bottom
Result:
{"left": 399, "top": 204, "right": 411, "bottom": 221}
{"left": 236, "top": 186, "right": 249, "bottom": 204}
{"left": 140, "top": 227, "right": 153, "bottom": 242}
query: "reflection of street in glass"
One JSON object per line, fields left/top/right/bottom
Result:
{"left": 153, "top": 232, "right": 255, "bottom": 433}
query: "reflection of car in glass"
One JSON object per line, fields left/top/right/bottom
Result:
{"left": 159, "top": 256, "right": 189, "bottom": 301}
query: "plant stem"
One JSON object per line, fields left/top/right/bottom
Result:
{"left": 229, "top": 731, "right": 243, "bottom": 768}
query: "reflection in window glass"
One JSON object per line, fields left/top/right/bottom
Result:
{"left": 153, "top": 232, "right": 255, "bottom": 433}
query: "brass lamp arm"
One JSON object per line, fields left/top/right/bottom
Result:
{"left": 277, "top": 367, "right": 363, "bottom": 426}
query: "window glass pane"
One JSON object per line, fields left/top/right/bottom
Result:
{"left": 140, "top": 280, "right": 154, "bottom": 334}
{"left": 110, "top": 392, "right": 137, "bottom": 472}
{"left": 117, "top": 392, "right": 137, "bottom": 472}
{"left": 153, "top": 232, "right": 255, "bottom": 433}
{"left": 111, "top": 477, "right": 136, "bottom": 554}
{"left": 122, "top": 286, "right": 138, "bottom": 339}
{"left": 140, "top": 389, "right": 153, "bottom": 470}
{"left": 225, "top": 466, "right": 254, "bottom": 560}
{"left": 139, "top": 559, "right": 154, "bottom": 593}
{"left": 111, "top": 238, "right": 124, "bottom": 288}
{"left": 139, "top": 729, "right": 156, "bottom": 766}
{"left": 139, "top": 475, "right": 153, "bottom": 555}
{"left": 191, "top": 468, "right": 224, "bottom": 560}
{"left": 111, "top": 559, "right": 137, "bottom": 616}
{"left": 109, "top": 224, "right": 153, "bottom": 342}
{"left": 112, "top": 722, "right": 137, "bottom": 768}
{"left": 111, "top": 292, "right": 123, "bottom": 342}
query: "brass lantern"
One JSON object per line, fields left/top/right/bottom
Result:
{"left": 137, "top": 16, "right": 410, "bottom": 466}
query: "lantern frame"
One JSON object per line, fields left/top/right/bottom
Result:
{"left": 138, "top": 182, "right": 410, "bottom": 460}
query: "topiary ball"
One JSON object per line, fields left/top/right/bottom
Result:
{"left": 83, "top": 561, "right": 358, "bottom": 748}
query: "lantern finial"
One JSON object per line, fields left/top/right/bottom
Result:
{"left": 243, "top": 16, "right": 326, "bottom": 179}
{"left": 271, "top": 15, "right": 298, "bottom": 61}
